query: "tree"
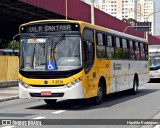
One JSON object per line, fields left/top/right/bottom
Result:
{"left": 122, "top": 18, "right": 137, "bottom": 26}
{"left": 0, "top": 39, "right": 19, "bottom": 49}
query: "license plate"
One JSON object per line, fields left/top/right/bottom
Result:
{"left": 41, "top": 91, "right": 52, "bottom": 96}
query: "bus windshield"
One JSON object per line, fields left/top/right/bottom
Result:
{"left": 20, "top": 34, "right": 82, "bottom": 71}
{"left": 150, "top": 52, "right": 160, "bottom": 67}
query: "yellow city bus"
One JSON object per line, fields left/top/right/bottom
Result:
{"left": 16, "top": 20, "right": 149, "bottom": 105}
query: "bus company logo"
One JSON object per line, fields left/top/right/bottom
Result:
{"left": 113, "top": 63, "right": 122, "bottom": 70}
{"left": 44, "top": 80, "right": 48, "bottom": 85}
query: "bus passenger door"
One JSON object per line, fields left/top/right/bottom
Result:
{"left": 83, "top": 40, "right": 95, "bottom": 98}
{"left": 82, "top": 29, "right": 95, "bottom": 98}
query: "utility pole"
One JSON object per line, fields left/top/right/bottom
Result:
{"left": 91, "top": 0, "right": 95, "bottom": 25}
{"left": 66, "top": 0, "right": 68, "bottom": 20}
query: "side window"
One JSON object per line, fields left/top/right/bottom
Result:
{"left": 83, "top": 29, "right": 94, "bottom": 42}
{"left": 129, "top": 40, "right": 135, "bottom": 60}
{"left": 96, "top": 33, "right": 106, "bottom": 59}
{"left": 83, "top": 29, "right": 94, "bottom": 73}
{"left": 115, "top": 37, "right": 123, "bottom": 59}
{"left": 135, "top": 41, "right": 140, "bottom": 60}
{"left": 116, "top": 37, "right": 121, "bottom": 48}
{"left": 140, "top": 43, "right": 145, "bottom": 60}
{"left": 106, "top": 35, "right": 114, "bottom": 59}
{"left": 122, "top": 38, "right": 129, "bottom": 59}
{"left": 144, "top": 44, "right": 148, "bottom": 60}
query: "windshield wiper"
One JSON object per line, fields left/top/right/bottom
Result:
{"left": 51, "top": 33, "right": 65, "bottom": 50}
{"left": 50, "top": 33, "right": 65, "bottom": 61}
{"left": 31, "top": 43, "right": 37, "bottom": 68}
{"left": 48, "top": 33, "right": 65, "bottom": 70}
{"left": 31, "top": 38, "right": 45, "bottom": 68}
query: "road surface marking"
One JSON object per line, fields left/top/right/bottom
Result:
{"left": 1, "top": 126, "right": 15, "bottom": 128}
{"left": 32, "top": 116, "right": 46, "bottom": 119}
{"left": 139, "top": 86, "right": 145, "bottom": 89}
{"left": 52, "top": 110, "right": 66, "bottom": 114}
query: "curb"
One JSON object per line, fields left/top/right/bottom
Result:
{"left": 0, "top": 95, "right": 19, "bottom": 102}
{"left": 0, "top": 81, "right": 18, "bottom": 88}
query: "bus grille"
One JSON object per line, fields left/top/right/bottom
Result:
{"left": 30, "top": 93, "right": 64, "bottom": 97}
{"left": 30, "top": 85, "right": 64, "bottom": 87}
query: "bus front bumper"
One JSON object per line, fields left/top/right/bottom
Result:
{"left": 19, "top": 82, "right": 84, "bottom": 100}
{"left": 149, "top": 71, "right": 160, "bottom": 79}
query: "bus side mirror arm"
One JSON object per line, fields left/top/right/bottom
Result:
{"left": 12, "top": 34, "right": 20, "bottom": 53}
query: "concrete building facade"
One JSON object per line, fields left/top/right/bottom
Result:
{"left": 137, "top": 0, "right": 155, "bottom": 34}
{"left": 94, "top": 0, "right": 155, "bottom": 35}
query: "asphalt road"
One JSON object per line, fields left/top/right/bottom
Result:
{"left": 0, "top": 81, "right": 160, "bottom": 128}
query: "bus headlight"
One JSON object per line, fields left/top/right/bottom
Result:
{"left": 19, "top": 80, "right": 29, "bottom": 88}
{"left": 66, "top": 77, "right": 82, "bottom": 88}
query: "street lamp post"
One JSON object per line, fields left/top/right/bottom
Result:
{"left": 146, "top": 10, "right": 160, "bottom": 22}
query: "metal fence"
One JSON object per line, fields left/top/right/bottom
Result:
{"left": 0, "top": 56, "right": 19, "bottom": 81}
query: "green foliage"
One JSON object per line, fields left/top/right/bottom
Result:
{"left": 0, "top": 39, "right": 19, "bottom": 49}
{"left": 97, "top": 49, "right": 106, "bottom": 58}
{"left": 115, "top": 48, "right": 123, "bottom": 59}
{"left": 122, "top": 18, "right": 137, "bottom": 26}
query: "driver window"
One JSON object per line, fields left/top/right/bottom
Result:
{"left": 83, "top": 29, "right": 94, "bottom": 73}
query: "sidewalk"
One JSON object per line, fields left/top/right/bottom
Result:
{"left": 0, "top": 86, "right": 19, "bottom": 102}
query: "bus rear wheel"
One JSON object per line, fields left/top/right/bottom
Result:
{"left": 44, "top": 99, "right": 57, "bottom": 104}
{"left": 130, "top": 77, "right": 138, "bottom": 95}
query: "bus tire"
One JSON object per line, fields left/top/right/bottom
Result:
{"left": 92, "top": 81, "right": 104, "bottom": 105}
{"left": 44, "top": 99, "right": 57, "bottom": 104}
{"left": 130, "top": 77, "right": 138, "bottom": 95}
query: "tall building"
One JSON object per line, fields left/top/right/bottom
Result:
{"left": 94, "top": 0, "right": 155, "bottom": 35}
{"left": 137, "top": 0, "right": 155, "bottom": 34}
{"left": 94, "top": 0, "right": 137, "bottom": 20}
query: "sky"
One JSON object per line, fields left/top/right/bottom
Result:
{"left": 83, "top": 0, "right": 160, "bottom": 36}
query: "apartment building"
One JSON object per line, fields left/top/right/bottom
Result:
{"left": 94, "top": 0, "right": 155, "bottom": 35}
{"left": 137, "top": 0, "right": 155, "bottom": 34}
{"left": 95, "top": 0, "right": 137, "bottom": 20}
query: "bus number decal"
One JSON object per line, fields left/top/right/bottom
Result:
{"left": 52, "top": 80, "right": 63, "bottom": 84}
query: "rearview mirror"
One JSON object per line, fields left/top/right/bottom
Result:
{"left": 12, "top": 34, "right": 20, "bottom": 55}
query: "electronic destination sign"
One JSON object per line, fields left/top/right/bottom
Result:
{"left": 20, "top": 23, "right": 80, "bottom": 33}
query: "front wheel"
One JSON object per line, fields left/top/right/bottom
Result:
{"left": 44, "top": 99, "right": 57, "bottom": 104}
{"left": 92, "top": 81, "right": 104, "bottom": 105}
